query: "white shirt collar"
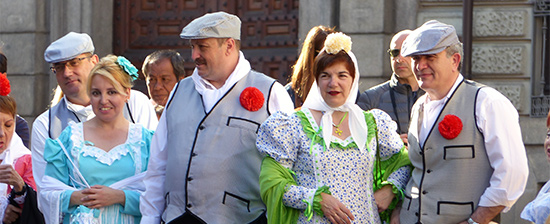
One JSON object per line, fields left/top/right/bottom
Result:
{"left": 190, "top": 51, "right": 251, "bottom": 112}
{"left": 63, "top": 96, "right": 94, "bottom": 117}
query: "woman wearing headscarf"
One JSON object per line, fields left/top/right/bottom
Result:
{"left": 40, "top": 55, "right": 154, "bottom": 223}
{"left": 0, "top": 74, "right": 43, "bottom": 224}
{"left": 257, "top": 33, "right": 411, "bottom": 223}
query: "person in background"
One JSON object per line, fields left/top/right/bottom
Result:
{"left": 521, "top": 109, "right": 550, "bottom": 224}
{"left": 257, "top": 32, "right": 410, "bottom": 224}
{"left": 40, "top": 55, "right": 154, "bottom": 223}
{"left": 142, "top": 50, "right": 186, "bottom": 119}
{"left": 397, "top": 20, "right": 528, "bottom": 224}
{"left": 0, "top": 74, "right": 44, "bottom": 224}
{"left": 286, "top": 25, "right": 335, "bottom": 108}
{"left": 0, "top": 52, "right": 30, "bottom": 148}
{"left": 357, "top": 30, "right": 424, "bottom": 145}
{"left": 32, "top": 32, "right": 157, "bottom": 221}
{"left": 140, "top": 11, "right": 294, "bottom": 223}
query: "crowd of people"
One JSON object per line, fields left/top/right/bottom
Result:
{"left": 0, "top": 10, "right": 544, "bottom": 224}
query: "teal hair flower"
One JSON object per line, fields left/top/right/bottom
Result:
{"left": 116, "top": 56, "right": 139, "bottom": 81}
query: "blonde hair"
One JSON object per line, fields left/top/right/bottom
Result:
{"left": 87, "top": 55, "right": 133, "bottom": 96}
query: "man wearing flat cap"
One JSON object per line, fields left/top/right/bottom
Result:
{"left": 397, "top": 20, "right": 528, "bottom": 224}
{"left": 140, "top": 12, "right": 293, "bottom": 223}
{"left": 32, "top": 32, "right": 158, "bottom": 221}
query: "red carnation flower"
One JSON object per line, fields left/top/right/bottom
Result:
{"left": 240, "top": 87, "right": 264, "bottom": 111}
{"left": 438, "top": 114, "right": 463, "bottom": 140}
{"left": 0, "top": 73, "right": 11, "bottom": 96}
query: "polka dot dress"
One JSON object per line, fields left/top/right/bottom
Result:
{"left": 256, "top": 108, "right": 408, "bottom": 223}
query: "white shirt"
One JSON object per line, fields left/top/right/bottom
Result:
{"left": 31, "top": 90, "right": 158, "bottom": 215}
{"left": 140, "top": 53, "right": 294, "bottom": 223}
{"left": 419, "top": 74, "right": 528, "bottom": 212}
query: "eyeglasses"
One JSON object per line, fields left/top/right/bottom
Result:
{"left": 50, "top": 56, "right": 92, "bottom": 74}
{"left": 387, "top": 49, "right": 400, "bottom": 58}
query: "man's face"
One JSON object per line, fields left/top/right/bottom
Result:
{"left": 190, "top": 38, "right": 227, "bottom": 85}
{"left": 389, "top": 34, "right": 413, "bottom": 79}
{"left": 410, "top": 50, "right": 460, "bottom": 96}
{"left": 52, "top": 53, "right": 98, "bottom": 99}
{"left": 145, "top": 58, "right": 179, "bottom": 106}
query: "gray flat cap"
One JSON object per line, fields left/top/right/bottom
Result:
{"left": 44, "top": 32, "right": 95, "bottom": 63}
{"left": 180, "top": 11, "right": 241, "bottom": 40}
{"left": 401, "top": 20, "right": 460, "bottom": 57}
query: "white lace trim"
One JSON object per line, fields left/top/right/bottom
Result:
{"left": 69, "top": 122, "right": 143, "bottom": 171}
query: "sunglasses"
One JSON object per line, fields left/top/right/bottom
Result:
{"left": 387, "top": 49, "right": 400, "bottom": 57}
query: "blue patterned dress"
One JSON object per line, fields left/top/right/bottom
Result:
{"left": 256, "top": 108, "right": 410, "bottom": 223}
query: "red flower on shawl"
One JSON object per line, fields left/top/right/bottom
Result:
{"left": 438, "top": 114, "right": 463, "bottom": 140}
{"left": 0, "top": 73, "right": 10, "bottom": 96}
{"left": 240, "top": 87, "right": 264, "bottom": 112}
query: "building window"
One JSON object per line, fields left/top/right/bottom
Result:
{"left": 532, "top": 0, "right": 550, "bottom": 117}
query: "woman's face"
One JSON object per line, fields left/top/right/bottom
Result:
{"left": 0, "top": 111, "right": 14, "bottom": 153}
{"left": 545, "top": 128, "right": 550, "bottom": 163}
{"left": 89, "top": 75, "right": 130, "bottom": 123}
{"left": 317, "top": 61, "right": 353, "bottom": 108}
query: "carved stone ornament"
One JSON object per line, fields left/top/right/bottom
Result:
{"left": 495, "top": 84, "right": 522, "bottom": 110}
{"left": 474, "top": 10, "right": 526, "bottom": 37}
{"left": 472, "top": 46, "right": 523, "bottom": 75}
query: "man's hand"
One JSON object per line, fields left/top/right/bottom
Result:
{"left": 320, "top": 193, "right": 355, "bottom": 224}
{"left": 457, "top": 205, "right": 504, "bottom": 224}
{"left": 400, "top": 134, "right": 408, "bottom": 147}
{"left": 374, "top": 185, "right": 395, "bottom": 212}
{"left": 390, "top": 206, "right": 401, "bottom": 224}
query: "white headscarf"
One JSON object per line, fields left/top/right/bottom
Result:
{"left": 302, "top": 48, "right": 368, "bottom": 153}
{"left": 0, "top": 131, "right": 31, "bottom": 219}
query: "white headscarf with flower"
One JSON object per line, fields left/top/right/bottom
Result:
{"left": 302, "top": 32, "right": 368, "bottom": 152}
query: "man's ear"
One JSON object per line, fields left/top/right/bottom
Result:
{"left": 91, "top": 54, "right": 100, "bottom": 65}
{"left": 451, "top": 53, "right": 461, "bottom": 72}
{"left": 225, "top": 38, "right": 236, "bottom": 55}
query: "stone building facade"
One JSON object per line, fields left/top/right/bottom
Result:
{"left": 0, "top": 0, "right": 545, "bottom": 223}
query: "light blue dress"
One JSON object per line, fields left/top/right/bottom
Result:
{"left": 44, "top": 122, "right": 153, "bottom": 224}
{"left": 521, "top": 181, "right": 550, "bottom": 224}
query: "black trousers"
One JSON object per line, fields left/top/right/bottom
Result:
{"left": 166, "top": 210, "right": 267, "bottom": 224}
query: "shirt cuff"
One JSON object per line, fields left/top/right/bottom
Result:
{"left": 478, "top": 188, "right": 517, "bottom": 213}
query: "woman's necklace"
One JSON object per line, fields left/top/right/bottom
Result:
{"left": 332, "top": 112, "right": 348, "bottom": 136}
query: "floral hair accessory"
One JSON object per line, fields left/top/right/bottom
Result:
{"left": 324, "top": 32, "right": 352, "bottom": 54}
{"left": 240, "top": 87, "right": 264, "bottom": 111}
{"left": 438, "top": 114, "right": 463, "bottom": 140}
{"left": 0, "top": 73, "right": 10, "bottom": 96}
{"left": 116, "top": 56, "right": 139, "bottom": 81}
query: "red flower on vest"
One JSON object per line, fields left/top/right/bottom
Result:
{"left": 0, "top": 73, "right": 10, "bottom": 96}
{"left": 240, "top": 87, "right": 264, "bottom": 111}
{"left": 438, "top": 114, "right": 463, "bottom": 139}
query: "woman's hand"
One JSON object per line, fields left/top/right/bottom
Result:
{"left": 320, "top": 193, "right": 354, "bottom": 224}
{"left": 3, "top": 204, "right": 21, "bottom": 223}
{"left": 374, "top": 185, "right": 395, "bottom": 212}
{"left": 81, "top": 185, "right": 125, "bottom": 209}
{"left": 70, "top": 190, "right": 87, "bottom": 206}
{"left": 0, "top": 164, "right": 25, "bottom": 192}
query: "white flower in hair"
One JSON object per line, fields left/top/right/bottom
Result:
{"left": 324, "top": 32, "right": 352, "bottom": 54}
